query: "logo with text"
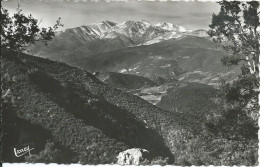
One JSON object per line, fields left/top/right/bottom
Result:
{"left": 14, "top": 145, "right": 35, "bottom": 157}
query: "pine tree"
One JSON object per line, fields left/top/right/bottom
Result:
{"left": 208, "top": 1, "right": 259, "bottom": 121}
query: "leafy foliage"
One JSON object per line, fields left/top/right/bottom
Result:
{"left": 158, "top": 82, "right": 218, "bottom": 121}
{"left": 204, "top": 2, "right": 259, "bottom": 165}
{"left": 1, "top": 50, "right": 129, "bottom": 164}
{"left": 25, "top": 142, "right": 67, "bottom": 163}
{"left": 1, "top": 5, "right": 63, "bottom": 52}
{"left": 208, "top": 1, "right": 259, "bottom": 75}
{"left": 174, "top": 133, "right": 258, "bottom": 166}
{"left": 208, "top": 0, "right": 259, "bottom": 124}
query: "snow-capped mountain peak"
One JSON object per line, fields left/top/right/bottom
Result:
{"left": 62, "top": 20, "right": 203, "bottom": 46}
{"left": 118, "top": 20, "right": 152, "bottom": 28}
{"left": 156, "top": 22, "right": 191, "bottom": 33}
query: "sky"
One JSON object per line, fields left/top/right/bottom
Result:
{"left": 2, "top": 0, "right": 220, "bottom": 31}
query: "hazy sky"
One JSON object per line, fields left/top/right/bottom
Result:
{"left": 2, "top": 0, "right": 220, "bottom": 31}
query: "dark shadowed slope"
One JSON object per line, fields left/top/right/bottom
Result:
{"left": 2, "top": 50, "right": 207, "bottom": 164}
{"left": 2, "top": 51, "right": 127, "bottom": 164}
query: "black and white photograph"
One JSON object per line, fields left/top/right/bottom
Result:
{"left": 1, "top": 0, "right": 259, "bottom": 166}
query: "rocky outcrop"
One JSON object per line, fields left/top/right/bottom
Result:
{"left": 117, "top": 148, "right": 149, "bottom": 165}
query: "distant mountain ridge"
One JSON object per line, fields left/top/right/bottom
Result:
{"left": 29, "top": 20, "right": 238, "bottom": 86}
{"left": 63, "top": 20, "right": 193, "bottom": 44}
{"left": 30, "top": 20, "right": 203, "bottom": 59}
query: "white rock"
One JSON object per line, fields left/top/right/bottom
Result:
{"left": 117, "top": 148, "right": 149, "bottom": 165}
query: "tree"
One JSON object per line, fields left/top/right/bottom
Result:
{"left": 1, "top": 4, "right": 63, "bottom": 52}
{"left": 208, "top": 1, "right": 259, "bottom": 121}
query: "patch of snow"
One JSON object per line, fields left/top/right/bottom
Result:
{"left": 142, "top": 32, "right": 182, "bottom": 45}
{"left": 178, "top": 26, "right": 187, "bottom": 33}
{"left": 89, "top": 27, "right": 102, "bottom": 36}
{"left": 156, "top": 22, "right": 178, "bottom": 31}
{"left": 156, "top": 22, "right": 191, "bottom": 33}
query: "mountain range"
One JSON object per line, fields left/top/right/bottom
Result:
{"left": 30, "top": 20, "right": 201, "bottom": 59}
{"left": 30, "top": 20, "right": 240, "bottom": 86}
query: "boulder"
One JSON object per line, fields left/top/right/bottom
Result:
{"left": 117, "top": 148, "right": 149, "bottom": 165}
